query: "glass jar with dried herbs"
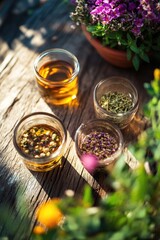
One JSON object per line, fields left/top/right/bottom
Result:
{"left": 75, "top": 119, "right": 123, "bottom": 167}
{"left": 13, "top": 112, "right": 67, "bottom": 172}
{"left": 93, "top": 77, "right": 139, "bottom": 129}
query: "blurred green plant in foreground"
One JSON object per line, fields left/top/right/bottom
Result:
{"left": 1, "top": 69, "right": 160, "bottom": 240}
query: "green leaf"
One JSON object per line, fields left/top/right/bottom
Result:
{"left": 127, "top": 48, "right": 132, "bottom": 60}
{"left": 131, "top": 165, "right": 150, "bottom": 202}
{"left": 151, "top": 80, "right": 160, "bottom": 95}
{"left": 109, "top": 231, "right": 127, "bottom": 240}
{"left": 139, "top": 52, "right": 150, "bottom": 63}
{"left": 144, "top": 82, "right": 155, "bottom": 96}
{"left": 127, "top": 33, "right": 133, "bottom": 42}
{"left": 82, "top": 185, "right": 94, "bottom": 206}
{"left": 132, "top": 54, "right": 140, "bottom": 71}
{"left": 130, "top": 45, "right": 139, "bottom": 54}
{"left": 104, "top": 36, "right": 110, "bottom": 45}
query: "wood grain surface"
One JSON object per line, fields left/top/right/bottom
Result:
{"left": 0, "top": 0, "right": 156, "bottom": 238}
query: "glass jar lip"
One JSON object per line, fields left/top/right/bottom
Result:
{"left": 13, "top": 112, "right": 67, "bottom": 162}
{"left": 75, "top": 119, "right": 124, "bottom": 165}
{"left": 33, "top": 48, "right": 80, "bottom": 85}
{"left": 93, "top": 77, "right": 139, "bottom": 117}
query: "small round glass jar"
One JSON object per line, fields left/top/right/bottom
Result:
{"left": 93, "top": 77, "right": 139, "bottom": 129}
{"left": 75, "top": 119, "right": 123, "bottom": 167}
{"left": 13, "top": 112, "right": 67, "bottom": 172}
{"left": 34, "top": 48, "right": 80, "bottom": 105}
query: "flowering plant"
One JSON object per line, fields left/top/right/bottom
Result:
{"left": 71, "top": 0, "right": 160, "bottom": 70}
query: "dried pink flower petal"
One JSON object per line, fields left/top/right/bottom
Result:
{"left": 81, "top": 153, "right": 98, "bottom": 173}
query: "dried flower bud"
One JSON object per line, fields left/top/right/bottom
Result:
{"left": 81, "top": 153, "right": 98, "bottom": 173}
{"left": 154, "top": 68, "right": 160, "bottom": 81}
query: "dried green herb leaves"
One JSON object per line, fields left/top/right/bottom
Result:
{"left": 99, "top": 91, "right": 133, "bottom": 114}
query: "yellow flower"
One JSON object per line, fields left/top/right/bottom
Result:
{"left": 35, "top": 198, "right": 63, "bottom": 230}
{"left": 33, "top": 225, "right": 46, "bottom": 235}
{"left": 154, "top": 68, "right": 160, "bottom": 81}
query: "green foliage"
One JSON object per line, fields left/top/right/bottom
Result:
{"left": 133, "top": 71, "right": 160, "bottom": 165}
{"left": 0, "top": 188, "right": 30, "bottom": 240}
{"left": 86, "top": 25, "right": 154, "bottom": 71}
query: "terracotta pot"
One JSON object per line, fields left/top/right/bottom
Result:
{"left": 82, "top": 25, "right": 133, "bottom": 68}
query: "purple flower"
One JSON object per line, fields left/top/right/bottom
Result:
{"left": 128, "top": 2, "right": 136, "bottom": 11}
{"left": 132, "top": 18, "right": 144, "bottom": 36}
{"left": 70, "top": 0, "right": 76, "bottom": 4}
{"left": 87, "top": 0, "right": 160, "bottom": 36}
{"left": 81, "top": 153, "right": 98, "bottom": 173}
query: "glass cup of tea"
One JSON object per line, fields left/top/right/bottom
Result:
{"left": 34, "top": 48, "right": 80, "bottom": 105}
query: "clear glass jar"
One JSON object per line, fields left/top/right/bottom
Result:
{"left": 13, "top": 112, "right": 67, "bottom": 172}
{"left": 93, "top": 77, "right": 139, "bottom": 129}
{"left": 75, "top": 119, "right": 123, "bottom": 167}
{"left": 34, "top": 48, "right": 80, "bottom": 105}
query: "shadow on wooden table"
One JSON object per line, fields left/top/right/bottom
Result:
{"left": 0, "top": 0, "right": 73, "bottom": 54}
{"left": 0, "top": 161, "right": 17, "bottom": 209}
{"left": 30, "top": 156, "right": 102, "bottom": 204}
{"left": 122, "top": 113, "right": 148, "bottom": 147}
{"left": 0, "top": 159, "right": 31, "bottom": 238}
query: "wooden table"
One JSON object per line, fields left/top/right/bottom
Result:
{"left": 0, "top": 0, "right": 156, "bottom": 238}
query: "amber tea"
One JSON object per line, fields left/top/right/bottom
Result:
{"left": 34, "top": 49, "right": 79, "bottom": 105}
{"left": 39, "top": 60, "right": 73, "bottom": 82}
